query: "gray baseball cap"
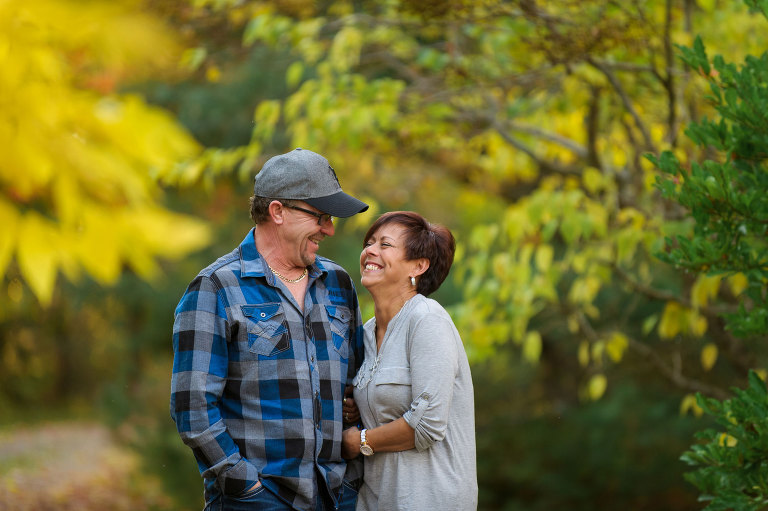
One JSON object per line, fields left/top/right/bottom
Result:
{"left": 253, "top": 148, "right": 369, "bottom": 218}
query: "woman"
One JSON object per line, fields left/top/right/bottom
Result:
{"left": 341, "top": 211, "right": 477, "bottom": 511}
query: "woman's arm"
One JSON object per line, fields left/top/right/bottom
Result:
{"left": 342, "top": 417, "right": 415, "bottom": 459}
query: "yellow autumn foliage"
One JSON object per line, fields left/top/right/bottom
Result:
{"left": 606, "top": 332, "right": 629, "bottom": 363}
{"left": 691, "top": 275, "right": 722, "bottom": 309}
{"left": 522, "top": 330, "right": 542, "bottom": 364}
{"left": 658, "top": 301, "right": 708, "bottom": 339}
{"left": 658, "top": 302, "right": 684, "bottom": 339}
{"left": 587, "top": 374, "right": 607, "bottom": 401}
{"left": 701, "top": 343, "right": 718, "bottom": 371}
{"left": 0, "top": 0, "right": 208, "bottom": 305}
{"left": 679, "top": 393, "right": 704, "bottom": 417}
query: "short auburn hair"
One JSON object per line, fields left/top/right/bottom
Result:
{"left": 363, "top": 211, "right": 455, "bottom": 296}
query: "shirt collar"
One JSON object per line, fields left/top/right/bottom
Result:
{"left": 239, "top": 229, "right": 266, "bottom": 278}
{"left": 238, "top": 228, "right": 328, "bottom": 280}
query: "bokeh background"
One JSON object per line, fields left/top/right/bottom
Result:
{"left": 1, "top": 1, "right": 767, "bottom": 510}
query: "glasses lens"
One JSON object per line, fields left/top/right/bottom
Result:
{"left": 284, "top": 204, "right": 332, "bottom": 225}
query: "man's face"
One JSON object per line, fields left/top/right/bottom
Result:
{"left": 281, "top": 202, "right": 335, "bottom": 267}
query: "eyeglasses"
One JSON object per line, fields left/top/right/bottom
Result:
{"left": 282, "top": 204, "right": 334, "bottom": 226}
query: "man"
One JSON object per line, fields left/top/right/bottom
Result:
{"left": 171, "top": 148, "right": 368, "bottom": 511}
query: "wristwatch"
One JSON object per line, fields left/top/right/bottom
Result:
{"left": 360, "top": 428, "right": 374, "bottom": 456}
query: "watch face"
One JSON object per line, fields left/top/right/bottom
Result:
{"left": 360, "top": 444, "right": 374, "bottom": 456}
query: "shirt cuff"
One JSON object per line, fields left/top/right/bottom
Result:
{"left": 403, "top": 392, "right": 432, "bottom": 451}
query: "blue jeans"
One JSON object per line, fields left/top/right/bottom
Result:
{"left": 204, "top": 481, "right": 359, "bottom": 511}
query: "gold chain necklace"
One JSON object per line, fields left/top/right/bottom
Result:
{"left": 267, "top": 263, "right": 308, "bottom": 283}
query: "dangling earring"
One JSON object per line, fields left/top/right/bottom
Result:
{"left": 410, "top": 276, "right": 416, "bottom": 286}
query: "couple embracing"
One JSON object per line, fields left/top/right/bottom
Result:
{"left": 171, "top": 149, "right": 477, "bottom": 511}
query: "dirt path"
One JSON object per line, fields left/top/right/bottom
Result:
{"left": 0, "top": 421, "right": 170, "bottom": 511}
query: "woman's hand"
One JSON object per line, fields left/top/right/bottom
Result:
{"left": 342, "top": 427, "right": 362, "bottom": 460}
{"left": 342, "top": 385, "right": 360, "bottom": 425}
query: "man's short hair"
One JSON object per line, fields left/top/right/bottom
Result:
{"left": 249, "top": 196, "right": 298, "bottom": 224}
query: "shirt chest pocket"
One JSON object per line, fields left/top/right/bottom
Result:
{"left": 373, "top": 367, "right": 413, "bottom": 417}
{"left": 325, "top": 304, "right": 351, "bottom": 359}
{"left": 242, "top": 304, "right": 291, "bottom": 356}
{"left": 374, "top": 367, "right": 412, "bottom": 386}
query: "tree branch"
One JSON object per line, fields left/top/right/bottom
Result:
{"left": 574, "top": 311, "right": 729, "bottom": 399}
{"left": 506, "top": 121, "right": 589, "bottom": 159}
{"left": 627, "top": 337, "right": 730, "bottom": 400}
{"left": 585, "top": 84, "right": 602, "bottom": 169}
{"left": 587, "top": 56, "right": 657, "bottom": 152}
{"left": 609, "top": 260, "right": 740, "bottom": 316}
{"left": 663, "top": 0, "right": 679, "bottom": 146}
{"left": 491, "top": 119, "right": 583, "bottom": 175}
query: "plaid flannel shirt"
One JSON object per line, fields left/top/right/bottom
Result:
{"left": 170, "top": 229, "right": 364, "bottom": 511}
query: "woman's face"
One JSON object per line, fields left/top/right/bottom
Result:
{"left": 360, "top": 223, "right": 417, "bottom": 293}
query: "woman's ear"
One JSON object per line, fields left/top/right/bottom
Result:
{"left": 269, "top": 200, "right": 286, "bottom": 224}
{"left": 412, "top": 258, "right": 430, "bottom": 277}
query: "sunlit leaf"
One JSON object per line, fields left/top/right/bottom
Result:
{"left": 568, "top": 276, "right": 601, "bottom": 304}
{"left": 701, "top": 343, "right": 718, "bottom": 371}
{"left": 641, "top": 314, "right": 658, "bottom": 336}
{"left": 717, "top": 433, "right": 738, "bottom": 447}
{"left": 578, "top": 340, "right": 590, "bottom": 367}
{"left": 534, "top": 244, "right": 554, "bottom": 272}
{"left": 658, "top": 302, "right": 683, "bottom": 339}
{"left": 286, "top": 61, "right": 304, "bottom": 88}
{"left": 688, "top": 310, "right": 708, "bottom": 337}
{"left": 522, "top": 331, "right": 542, "bottom": 364}
{"left": 16, "top": 213, "right": 59, "bottom": 305}
{"left": 691, "top": 274, "right": 721, "bottom": 309}
{"left": 0, "top": 199, "right": 18, "bottom": 277}
{"left": 587, "top": 374, "right": 607, "bottom": 401}
{"left": 680, "top": 393, "right": 704, "bottom": 417}
{"left": 727, "top": 273, "right": 748, "bottom": 296}
{"left": 582, "top": 167, "right": 605, "bottom": 194}
{"left": 606, "top": 332, "right": 629, "bottom": 362}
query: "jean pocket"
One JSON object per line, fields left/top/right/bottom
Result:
{"left": 235, "top": 481, "right": 265, "bottom": 500}
{"left": 203, "top": 494, "right": 222, "bottom": 511}
{"left": 242, "top": 303, "right": 291, "bottom": 356}
{"left": 338, "top": 479, "right": 360, "bottom": 511}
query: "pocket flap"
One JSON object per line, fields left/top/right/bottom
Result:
{"left": 325, "top": 305, "right": 351, "bottom": 333}
{"left": 375, "top": 367, "right": 411, "bottom": 385}
{"left": 241, "top": 303, "right": 289, "bottom": 355}
{"left": 242, "top": 303, "right": 284, "bottom": 338}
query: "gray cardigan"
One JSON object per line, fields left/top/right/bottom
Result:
{"left": 352, "top": 294, "right": 478, "bottom": 511}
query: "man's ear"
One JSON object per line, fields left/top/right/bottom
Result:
{"left": 268, "top": 200, "right": 286, "bottom": 224}
{"left": 412, "top": 258, "right": 430, "bottom": 277}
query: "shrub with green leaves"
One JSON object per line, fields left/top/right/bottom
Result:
{"left": 648, "top": 0, "right": 768, "bottom": 338}
{"left": 649, "top": 1, "right": 768, "bottom": 507}
{"left": 681, "top": 371, "right": 768, "bottom": 511}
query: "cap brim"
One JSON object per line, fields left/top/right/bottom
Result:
{"left": 305, "top": 192, "right": 369, "bottom": 218}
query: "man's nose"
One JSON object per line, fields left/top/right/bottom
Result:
{"left": 321, "top": 221, "right": 335, "bottom": 236}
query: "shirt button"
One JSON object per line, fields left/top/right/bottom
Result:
{"left": 311, "top": 355, "right": 315, "bottom": 362}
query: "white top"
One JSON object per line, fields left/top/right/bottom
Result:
{"left": 352, "top": 294, "right": 477, "bottom": 511}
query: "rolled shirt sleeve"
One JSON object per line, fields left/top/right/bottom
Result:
{"left": 402, "top": 312, "right": 460, "bottom": 452}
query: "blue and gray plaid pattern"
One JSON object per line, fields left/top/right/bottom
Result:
{"left": 170, "top": 229, "right": 364, "bottom": 511}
